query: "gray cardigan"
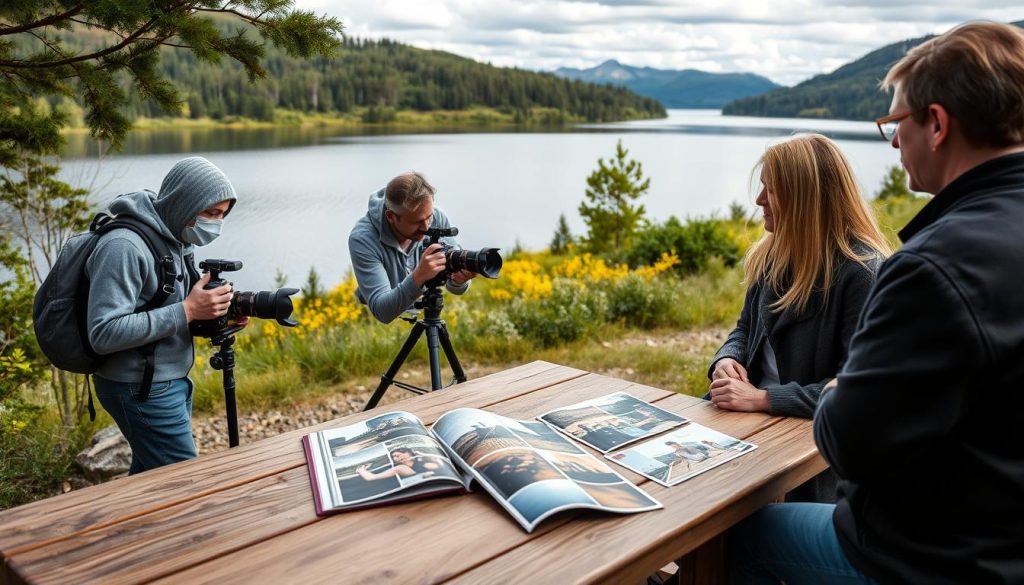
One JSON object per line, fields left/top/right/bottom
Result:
{"left": 710, "top": 254, "right": 881, "bottom": 418}
{"left": 709, "top": 252, "right": 881, "bottom": 502}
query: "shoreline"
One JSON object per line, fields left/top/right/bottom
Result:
{"left": 59, "top": 106, "right": 668, "bottom": 135}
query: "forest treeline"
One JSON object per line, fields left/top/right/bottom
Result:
{"left": 29, "top": 29, "right": 665, "bottom": 124}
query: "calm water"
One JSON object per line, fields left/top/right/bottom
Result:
{"left": 58, "top": 110, "right": 900, "bottom": 290}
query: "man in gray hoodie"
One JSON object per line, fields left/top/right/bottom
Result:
{"left": 349, "top": 172, "right": 474, "bottom": 324}
{"left": 87, "top": 157, "right": 237, "bottom": 474}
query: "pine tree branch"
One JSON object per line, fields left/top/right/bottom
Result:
{"left": 0, "top": 5, "right": 85, "bottom": 36}
{"left": 0, "top": 1, "right": 191, "bottom": 69}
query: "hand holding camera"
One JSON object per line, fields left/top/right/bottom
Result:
{"left": 412, "top": 243, "right": 448, "bottom": 287}
{"left": 184, "top": 272, "right": 233, "bottom": 322}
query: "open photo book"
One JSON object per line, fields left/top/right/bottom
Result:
{"left": 303, "top": 409, "right": 662, "bottom": 532}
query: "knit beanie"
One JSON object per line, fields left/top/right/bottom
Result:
{"left": 153, "top": 157, "right": 238, "bottom": 241}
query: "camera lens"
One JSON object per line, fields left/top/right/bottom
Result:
{"left": 446, "top": 247, "right": 502, "bottom": 279}
{"left": 230, "top": 288, "right": 300, "bottom": 323}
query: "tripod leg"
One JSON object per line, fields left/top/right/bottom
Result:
{"left": 437, "top": 323, "right": 468, "bottom": 384}
{"left": 364, "top": 322, "right": 425, "bottom": 411}
{"left": 424, "top": 324, "right": 443, "bottom": 391}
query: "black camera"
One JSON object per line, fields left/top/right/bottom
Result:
{"left": 188, "top": 259, "right": 299, "bottom": 338}
{"left": 424, "top": 227, "right": 502, "bottom": 283}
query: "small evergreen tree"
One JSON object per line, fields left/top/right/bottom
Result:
{"left": 876, "top": 164, "right": 914, "bottom": 200}
{"left": 549, "top": 213, "right": 574, "bottom": 255}
{"left": 302, "top": 267, "right": 324, "bottom": 301}
{"left": 578, "top": 140, "right": 650, "bottom": 255}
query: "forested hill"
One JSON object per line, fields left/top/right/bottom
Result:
{"left": 722, "top": 20, "right": 1024, "bottom": 121}
{"left": 37, "top": 30, "right": 666, "bottom": 124}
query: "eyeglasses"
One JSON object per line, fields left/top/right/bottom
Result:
{"left": 875, "top": 110, "right": 915, "bottom": 141}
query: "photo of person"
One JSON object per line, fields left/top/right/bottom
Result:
{"left": 606, "top": 423, "right": 756, "bottom": 487}
{"left": 507, "top": 480, "right": 598, "bottom": 526}
{"left": 332, "top": 445, "right": 402, "bottom": 503}
{"left": 538, "top": 392, "right": 689, "bottom": 452}
{"left": 475, "top": 448, "right": 564, "bottom": 500}
{"left": 577, "top": 481, "right": 661, "bottom": 510}
{"left": 327, "top": 411, "right": 429, "bottom": 458}
{"left": 544, "top": 451, "right": 623, "bottom": 484}
{"left": 381, "top": 434, "right": 463, "bottom": 486}
{"left": 505, "top": 419, "right": 586, "bottom": 455}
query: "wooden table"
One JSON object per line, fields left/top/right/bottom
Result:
{"left": 0, "top": 361, "right": 825, "bottom": 585}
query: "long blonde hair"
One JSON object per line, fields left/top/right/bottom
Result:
{"left": 744, "top": 134, "right": 892, "bottom": 314}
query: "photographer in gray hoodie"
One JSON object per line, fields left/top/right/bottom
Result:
{"left": 87, "top": 157, "right": 237, "bottom": 474}
{"left": 349, "top": 172, "right": 474, "bottom": 324}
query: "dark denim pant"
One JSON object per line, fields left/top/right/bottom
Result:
{"left": 728, "top": 503, "right": 876, "bottom": 585}
{"left": 94, "top": 375, "right": 196, "bottom": 474}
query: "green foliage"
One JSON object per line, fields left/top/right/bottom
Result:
{"left": 875, "top": 164, "right": 914, "bottom": 200}
{"left": 579, "top": 140, "right": 650, "bottom": 254}
{"left": 605, "top": 274, "right": 677, "bottom": 328}
{"left": 0, "top": 1, "right": 345, "bottom": 153}
{"left": 302, "top": 266, "right": 324, "bottom": 301}
{"left": 626, "top": 217, "right": 741, "bottom": 275}
{"left": 0, "top": 236, "right": 43, "bottom": 401}
{"left": 728, "top": 201, "right": 748, "bottom": 222}
{"left": 549, "top": 213, "right": 574, "bottom": 255}
{"left": 507, "top": 280, "right": 607, "bottom": 347}
{"left": 872, "top": 194, "right": 930, "bottom": 249}
{"left": 0, "top": 399, "right": 104, "bottom": 509}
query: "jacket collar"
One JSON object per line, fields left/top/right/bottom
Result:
{"left": 900, "top": 151, "right": 1024, "bottom": 243}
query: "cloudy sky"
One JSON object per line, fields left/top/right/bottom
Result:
{"left": 296, "top": 1, "right": 1022, "bottom": 86}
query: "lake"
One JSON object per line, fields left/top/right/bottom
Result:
{"left": 58, "top": 109, "right": 901, "bottom": 291}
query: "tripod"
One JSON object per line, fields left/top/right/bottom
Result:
{"left": 364, "top": 285, "right": 467, "bottom": 410}
{"left": 208, "top": 325, "right": 246, "bottom": 447}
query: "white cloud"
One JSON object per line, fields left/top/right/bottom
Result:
{"left": 299, "top": 1, "right": 1024, "bottom": 85}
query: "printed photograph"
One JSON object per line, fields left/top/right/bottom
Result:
{"left": 445, "top": 422, "right": 529, "bottom": 466}
{"left": 538, "top": 392, "right": 688, "bottom": 453}
{"left": 332, "top": 444, "right": 402, "bottom": 504}
{"left": 382, "top": 435, "right": 463, "bottom": 487}
{"left": 475, "top": 448, "right": 565, "bottom": 500}
{"left": 607, "top": 423, "right": 756, "bottom": 486}
{"left": 505, "top": 419, "right": 586, "bottom": 455}
{"left": 543, "top": 451, "right": 623, "bottom": 484}
{"left": 326, "top": 411, "right": 428, "bottom": 458}
{"left": 507, "top": 480, "right": 597, "bottom": 526}
{"left": 576, "top": 481, "right": 661, "bottom": 510}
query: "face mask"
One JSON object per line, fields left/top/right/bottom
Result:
{"left": 181, "top": 216, "right": 223, "bottom": 246}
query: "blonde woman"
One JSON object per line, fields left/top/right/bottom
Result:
{"left": 708, "top": 135, "right": 891, "bottom": 500}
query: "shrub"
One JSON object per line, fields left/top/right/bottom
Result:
{"left": 508, "top": 279, "right": 607, "bottom": 347}
{"left": 606, "top": 273, "right": 677, "bottom": 328}
{"left": 626, "top": 217, "right": 740, "bottom": 275}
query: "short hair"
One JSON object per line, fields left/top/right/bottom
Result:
{"left": 882, "top": 21, "right": 1024, "bottom": 148}
{"left": 384, "top": 172, "right": 435, "bottom": 215}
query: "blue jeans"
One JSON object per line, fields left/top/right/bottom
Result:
{"left": 728, "top": 503, "right": 876, "bottom": 585}
{"left": 94, "top": 376, "right": 196, "bottom": 474}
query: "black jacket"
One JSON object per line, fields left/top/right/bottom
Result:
{"left": 710, "top": 253, "right": 880, "bottom": 419}
{"left": 815, "top": 153, "right": 1024, "bottom": 584}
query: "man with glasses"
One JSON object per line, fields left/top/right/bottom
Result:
{"left": 349, "top": 172, "right": 474, "bottom": 323}
{"left": 728, "top": 21, "right": 1024, "bottom": 583}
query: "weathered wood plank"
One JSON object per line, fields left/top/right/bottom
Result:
{"left": 0, "top": 361, "right": 582, "bottom": 555}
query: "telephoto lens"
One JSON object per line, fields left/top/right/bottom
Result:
{"left": 230, "top": 288, "right": 300, "bottom": 326}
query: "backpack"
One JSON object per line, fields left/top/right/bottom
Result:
{"left": 33, "top": 212, "right": 189, "bottom": 418}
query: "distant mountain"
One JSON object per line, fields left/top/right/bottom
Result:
{"left": 554, "top": 60, "right": 781, "bottom": 109}
{"left": 723, "top": 20, "right": 1024, "bottom": 121}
